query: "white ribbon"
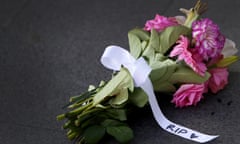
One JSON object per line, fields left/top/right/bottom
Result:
{"left": 101, "top": 45, "right": 218, "bottom": 143}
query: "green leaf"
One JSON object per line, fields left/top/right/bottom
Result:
{"left": 128, "top": 28, "right": 150, "bottom": 41}
{"left": 128, "top": 33, "right": 142, "bottom": 58}
{"left": 106, "top": 126, "right": 134, "bottom": 143}
{"left": 158, "top": 25, "right": 191, "bottom": 54}
{"left": 109, "top": 88, "right": 128, "bottom": 106}
{"left": 129, "top": 88, "right": 148, "bottom": 107}
{"left": 63, "top": 88, "right": 97, "bottom": 108}
{"left": 141, "top": 40, "right": 148, "bottom": 51}
{"left": 154, "top": 53, "right": 167, "bottom": 61}
{"left": 149, "top": 29, "right": 160, "bottom": 51}
{"left": 149, "top": 59, "right": 177, "bottom": 82}
{"left": 66, "top": 103, "right": 90, "bottom": 117}
{"left": 56, "top": 114, "right": 66, "bottom": 120}
{"left": 149, "top": 59, "right": 177, "bottom": 92}
{"left": 93, "top": 68, "right": 134, "bottom": 106}
{"left": 216, "top": 56, "right": 239, "bottom": 67}
{"left": 106, "top": 109, "right": 127, "bottom": 121}
{"left": 83, "top": 125, "right": 105, "bottom": 144}
{"left": 152, "top": 81, "right": 176, "bottom": 92}
{"left": 67, "top": 131, "right": 79, "bottom": 140}
{"left": 149, "top": 61, "right": 168, "bottom": 82}
{"left": 141, "top": 29, "right": 160, "bottom": 59}
{"left": 142, "top": 45, "right": 155, "bottom": 59}
{"left": 169, "top": 66, "right": 211, "bottom": 84}
{"left": 101, "top": 119, "right": 126, "bottom": 127}
{"left": 158, "top": 59, "right": 177, "bottom": 82}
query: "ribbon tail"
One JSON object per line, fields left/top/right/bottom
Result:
{"left": 140, "top": 78, "right": 219, "bottom": 143}
{"left": 101, "top": 45, "right": 218, "bottom": 143}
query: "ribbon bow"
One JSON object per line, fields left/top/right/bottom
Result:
{"left": 101, "top": 45, "right": 218, "bottom": 143}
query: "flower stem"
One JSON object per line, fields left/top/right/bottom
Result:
{"left": 181, "top": 0, "right": 208, "bottom": 27}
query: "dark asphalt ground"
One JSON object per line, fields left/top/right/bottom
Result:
{"left": 0, "top": 0, "right": 239, "bottom": 143}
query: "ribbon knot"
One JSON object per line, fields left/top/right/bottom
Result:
{"left": 101, "top": 45, "right": 151, "bottom": 87}
{"left": 101, "top": 45, "right": 218, "bottom": 143}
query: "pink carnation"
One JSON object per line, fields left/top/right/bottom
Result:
{"left": 207, "top": 68, "right": 229, "bottom": 93}
{"left": 172, "top": 84, "right": 205, "bottom": 108}
{"left": 144, "top": 14, "right": 178, "bottom": 32}
{"left": 192, "top": 18, "right": 225, "bottom": 61}
{"left": 170, "top": 35, "right": 207, "bottom": 76}
{"left": 207, "top": 54, "right": 223, "bottom": 67}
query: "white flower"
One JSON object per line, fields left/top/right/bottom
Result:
{"left": 222, "top": 39, "right": 238, "bottom": 57}
{"left": 175, "top": 16, "right": 186, "bottom": 25}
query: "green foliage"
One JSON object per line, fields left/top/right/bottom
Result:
{"left": 158, "top": 25, "right": 191, "bottom": 54}
{"left": 105, "top": 109, "right": 127, "bottom": 121}
{"left": 128, "top": 28, "right": 150, "bottom": 59}
{"left": 93, "top": 68, "right": 134, "bottom": 106}
{"left": 128, "top": 33, "right": 142, "bottom": 58}
{"left": 149, "top": 59, "right": 177, "bottom": 92}
{"left": 102, "top": 119, "right": 133, "bottom": 143}
{"left": 152, "top": 81, "right": 176, "bottom": 92}
{"left": 169, "top": 66, "right": 211, "bottom": 84}
{"left": 109, "top": 88, "right": 128, "bottom": 107}
{"left": 106, "top": 126, "right": 134, "bottom": 143}
{"left": 57, "top": 17, "right": 208, "bottom": 144}
{"left": 101, "top": 119, "right": 126, "bottom": 127}
{"left": 129, "top": 88, "right": 148, "bottom": 107}
{"left": 128, "top": 28, "right": 150, "bottom": 41}
{"left": 149, "top": 29, "right": 160, "bottom": 51}
{"left": 142, "top": 44, "right": 155, "bottom": 59}
{"left": 83, "top": 125, "right": 106, "bottom": 144}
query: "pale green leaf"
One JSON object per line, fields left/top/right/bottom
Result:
{"left": 154, "top": 53, "right": 167, "bottom": 61}
{"left": 129, "top": 88, "right": 148, "bottom": 107}
{"left": 149, "top": 29, "right": 160, "bottom": 51}
{"left": 169, "top": 66, "right": 211, "bottom": 84}
{"left": 142, "top": 45, "right": 155, "bottom": 59}
{"left": 128, "top": 33, "right": 142, "bottom": 58}
{"left": 93, "top": 68, "right": 134, "bottom": 106}
{"left": 141, "top": 29, "right": 160, "bottom": 59}
{"left": 106, "top": 126, "right": 134, "bottom": 143}
{"left": 158, "top": 59, "right": 177, "bottom": 82}
{"left": 128, "top": 28, "right": 150, "bottom": 41}
{"left": 149, "top": 61, "right": 167, "bottom": 83}
{"left": 109, "top": 88, "right": 128, "bottom": 106}
{"left": 216, "top": 56, "right": 239, "bottom": 67}
{"left": 141, "top": 40, "right": 148, "bottom": 51}
{"left": 158, "top": 25, "right": 191, "bottom": 54}
{"left": 149, "top": 59, "right": 177, "bottom": 82}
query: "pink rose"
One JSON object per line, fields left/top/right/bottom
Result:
{"left": 172, "top": 84, "right": 205, "bottom": 108}
{"left": 144, "top": 14, "right": 178, "bottom": 32}
{"left": 208, "top": 68, "right": 229, "bottom": 93}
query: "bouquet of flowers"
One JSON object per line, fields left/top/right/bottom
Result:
{"left": 57, "top": 1, "right": 238, "bottom": 143}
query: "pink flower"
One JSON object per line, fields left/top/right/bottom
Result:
{"left": 144, "top": 14, "right": 178, "bottom": 32}
{"left": 207, "top": 68, "right": 229, "bottom": 93}
{"left": 172, "top": 84, "right": 205, "bottom": 108}
{"left": 192, "top": 18, "right": 225, "bottom": 60}
{"left": 207, "top": 54, "right": 223, "bottom": 67}
{"left": 170, "top": 35, "right": 207, "bottom": 76}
